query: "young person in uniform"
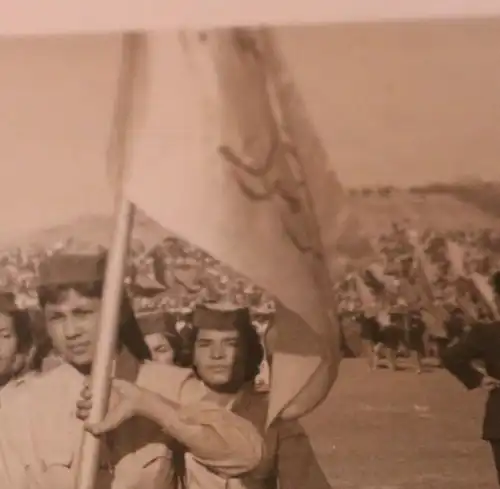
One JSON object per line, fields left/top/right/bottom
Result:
{"left": 102, "top": 301, "right": 330, "bottom": 489}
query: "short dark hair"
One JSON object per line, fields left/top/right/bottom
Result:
{"left": 38, "top": 281, "right": 151, "bottom": 362}
{"left": 37, "top": 280, "right": 103, "bottom": 308}
{"left": 11, "top": 310, "right": 34, "bottom": 354}
{"left": 184, "top": 311, "right": 263, "bottom": 384}
{"left": 0, "top": 307, "right": 46, "bottom": 373}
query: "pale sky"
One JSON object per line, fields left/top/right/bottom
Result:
{"left": 1, "top": 20, "right": 500, "bottom": 242}
{"left": 277, "top": 20, "right": 500, "bottom": 187}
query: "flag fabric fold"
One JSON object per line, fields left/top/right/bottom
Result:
{"left": 125, "top": 29, "right": 342, "bottom": 423}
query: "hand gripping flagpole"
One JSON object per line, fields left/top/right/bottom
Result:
{"left": 75, "top": 32, "right": 143, "bottom": 489}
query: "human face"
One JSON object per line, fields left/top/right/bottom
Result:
{"left": 145, "top": 333, "right": 174, "bottom": 365}
{"left": 43, "top": 289, "right": 101, "bottom": 368}
{"left": 0, "top": 314, "right": 18, "bottom": 378}
{"left": 193, "top": 328, "right": 245, "bottom": 390}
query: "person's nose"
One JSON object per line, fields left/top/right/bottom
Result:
{"left": 63, "top": 315, "right": 82, "bottom": 339}
{"left": 209, "top": 342, "right": 224, "bottom": 360}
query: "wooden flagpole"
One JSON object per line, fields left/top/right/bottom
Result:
{"left": 75, "top": 32, "right": 143, "bottom": 489}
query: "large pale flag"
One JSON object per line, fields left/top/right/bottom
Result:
{"left": 125, "top": 29, "right": 342, "bottom": 423}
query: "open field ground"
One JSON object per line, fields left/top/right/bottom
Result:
{"left": 303, "top": 358, "right": 495, "bottom": 488}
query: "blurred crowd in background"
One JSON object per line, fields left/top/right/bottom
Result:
{"left": 2, "top": 219, "right": 500, "bottom": 377}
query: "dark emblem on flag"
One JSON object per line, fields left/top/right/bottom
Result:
{"left": 213, "top": 29, "right": 317, "bottom": 255}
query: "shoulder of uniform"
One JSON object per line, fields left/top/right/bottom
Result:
{"left": 4, "top": 372, "right": 39, "bottom": 397}
{"left": 35, "top": 363, "right": 67, "bottom": 380}
{"left": 137, "top": 362, "right": 192, "bottom": 401}
{"left": 24, "top": 364, "right": 75, "bottom": 395}
{"left": 0, "top": 376, "right": 33, "bottom": 415}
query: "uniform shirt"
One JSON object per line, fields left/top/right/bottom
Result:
{"left": 183, "top": 395, "right": 332, "bottom": 489}
{"left": 139, "top": 367, "right": 328, "bottom": 489}
{"left": 0, "top": 362, "right": 265, "bottom": 489}
{"left": 0, "top": 362, "right": 172, "bottom": 489}
{"left": 137, "top": 363, "right": 265, "bottom": 483}
{"left": 0, "top": 372, "right": 36, "bottom": 407}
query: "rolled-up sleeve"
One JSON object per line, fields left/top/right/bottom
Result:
{"left": 178, "top": 403, "right": 264, "bottom": 477}
{"left": 111, "top": 417, "right": 174, "bottom": 489}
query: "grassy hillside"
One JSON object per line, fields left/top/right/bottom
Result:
{"left": 4, "top": 209, "right": 171, "bottom": 253}
{"left": 348, "top": 181, "right": 500, "bottom": 237}
{"left": 5, "top": 181, "right": 500, "bottom": 254}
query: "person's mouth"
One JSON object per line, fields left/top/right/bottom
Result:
{"left": 208, "top": 365, "right": 229, "bottom": 373}
{"left": 68, "top": 341, "right": 91, "bottom": 355}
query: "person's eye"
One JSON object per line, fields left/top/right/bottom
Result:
{"left": 47, "top": 313, "right": 64, "bottom": 322}
{"left": 74, "top": 309, "right": 94, "bottom": 317}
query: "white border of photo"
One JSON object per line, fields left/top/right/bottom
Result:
{"left": 1, "top": 0, "right": 500, "bottom": 37}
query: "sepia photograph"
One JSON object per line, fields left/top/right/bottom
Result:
{"left": 1, "top": 11, "right": 500, "bottom": 489}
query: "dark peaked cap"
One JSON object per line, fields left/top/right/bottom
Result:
{"left": 38, "top": 242, "right": 107, "bottom": 287}
{"left": 136, "top": 310, "right": 178, "bottom": 337}
{"left": 192, "top": 302, "right": 251, "bottom": 331}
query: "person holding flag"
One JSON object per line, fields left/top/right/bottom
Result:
{"left": 0, "top": 244, "right": 265, "bottom": 489}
